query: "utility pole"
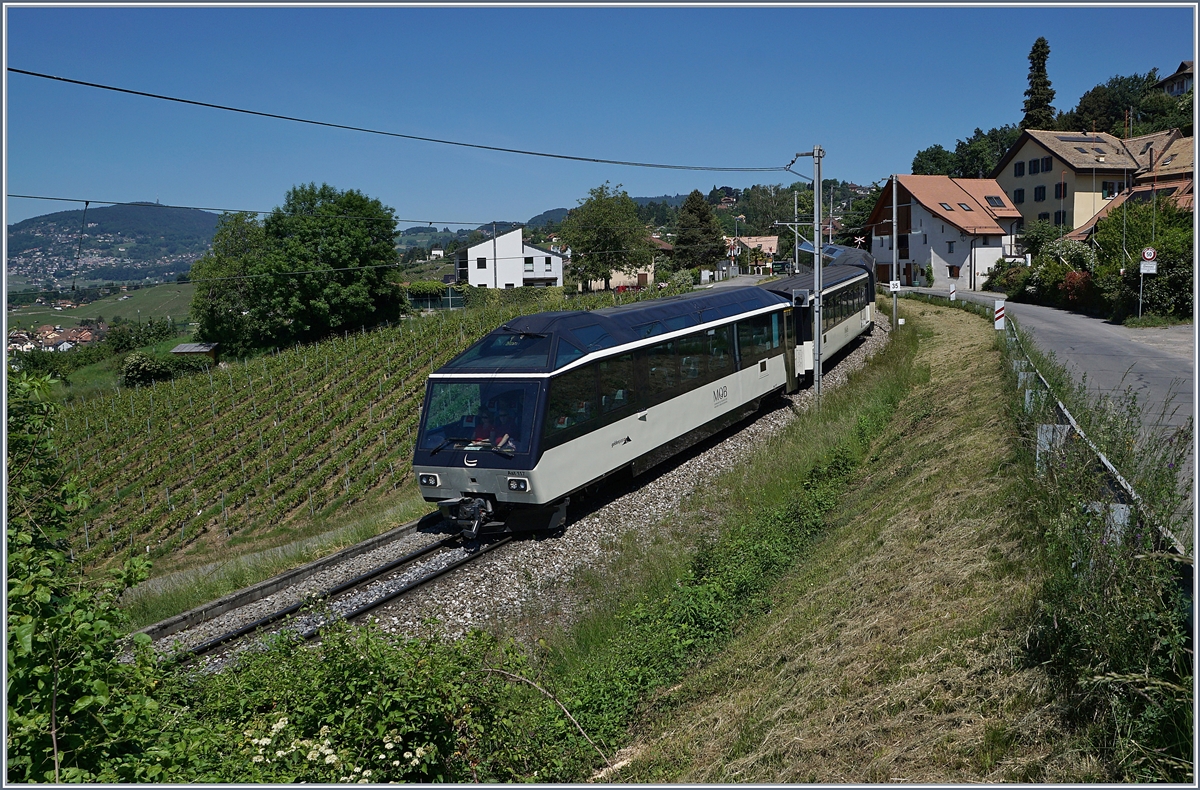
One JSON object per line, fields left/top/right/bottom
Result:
{"left": 779, "top": 145, "right": 825, "bottom": 405}
{"left": 793, "top": 191, "right": 799, "bottom": 274}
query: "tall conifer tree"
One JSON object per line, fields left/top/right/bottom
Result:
{"left": 1021, "top": 37, "right": 1057, "bottom": 130}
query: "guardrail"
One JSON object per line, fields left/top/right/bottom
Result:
{"left": 906, "top": 290, "right": 1188, "bottom": 557}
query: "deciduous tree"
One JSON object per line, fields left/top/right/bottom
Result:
{"left": 559, "top": 183, "right": 652, "bottom": 290}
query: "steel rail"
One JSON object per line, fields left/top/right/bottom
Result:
{"left": 179, "top": 535, "right": 460, "bottom": 659}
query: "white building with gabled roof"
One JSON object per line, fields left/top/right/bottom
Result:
{"left": 454, "top": 228, "right": 563, "bottom": 288}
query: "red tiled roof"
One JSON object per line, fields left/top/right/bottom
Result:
{"left": 867, "top": 175, "right": 1019, "bottom": 236}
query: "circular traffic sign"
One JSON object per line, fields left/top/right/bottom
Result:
{"left": 1142, "top": 247, "right": 1157, "bottom": 262}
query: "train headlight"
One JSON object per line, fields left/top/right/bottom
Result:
{"left": 418, "top": 474, "right": 440, "bottom": 487}
{"left": 507, "top": 478, "right": 529, "bottom": 492}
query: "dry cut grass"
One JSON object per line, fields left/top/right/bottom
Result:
{"left": 609, "top": 302, "right": 1111, "bottom": 783}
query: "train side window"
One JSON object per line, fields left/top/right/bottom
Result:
{"left": 646, "top": 339, "right": 678, "bottom": 395}
{"left": 598, "top": 354, "right": 637, "bottom": 414}
{"left": 543, "top": 365, "right": 598, "bottom": 445}
{"left": 676, "top": 332, "right": 707, "bottom": 382}
{"left": 737, "top": 313, "right": 775, "bottom": 367}
{"left": 708, "top": 324, "right": 734, "bottom": 378}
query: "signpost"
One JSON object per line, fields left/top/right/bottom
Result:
{"left": 949, "top": 281, "right": 956, "bottom": 301}
{"left": 1139, "top": 247, "right": 1157, "bottom": 318}
{"left": 994, "top": 300, "right": 1006, "bottom": 331}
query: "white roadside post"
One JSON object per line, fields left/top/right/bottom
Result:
{"left": 950, "top": 281, "right": 956, "bottom": 301}
{"left": 1139, "top": 247, "right": 1157, "bottom": 318}
{"left": 994, "top": 300, "right": 1006, "bottom": 331}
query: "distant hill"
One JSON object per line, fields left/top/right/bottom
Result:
{"left": 527, "top": 208, "right": 569, "bottom": 227}
{"left": 7, "top": 202, "right": 220, "bottom": 288}
{"left": 631, "top": 194, "right": 689, "bottom": 207}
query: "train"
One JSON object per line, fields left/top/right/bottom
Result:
{"left": 412, "top": 243, "right": 877, "bottom": 538}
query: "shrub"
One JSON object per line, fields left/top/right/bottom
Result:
{"left": 120, "top": 352, "right": 172, "bottom": 387}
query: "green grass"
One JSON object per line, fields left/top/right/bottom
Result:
{"left": 8, "top": 282, "right": 196, "bottom": 330}
{"left": 52, "top": 335, "right": 192, "bottom": 403}
{"left": 1121, "top": 313, "right": 1192, "bottom": 327}
{"left": 121, "top": 491, "right": 434, "bottom": 630}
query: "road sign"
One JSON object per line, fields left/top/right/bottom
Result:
{"left": 994, "top": 300, "right": 1006, "bottom": 330}
{"left": 1141, "top": 247, "right": 1157, "bottom": 262}
{"left": 889, "top": 280, "right": 901, "bottom": 293}
{"left": 949, "top": 281, "right": 957, "bottom": 301}
{"left": 1141, "top": 260, "right": 1158, "bottom": 275}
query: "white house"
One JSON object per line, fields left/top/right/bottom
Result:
{"left": 454, "top": 228, "right": 563, "bottom": 288}
{"left": 866, "top": 175, "right": 1023, "bottom": 290}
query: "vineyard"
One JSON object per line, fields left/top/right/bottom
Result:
{"left": 56, "top": 287, "right": 683, "bottom": 572}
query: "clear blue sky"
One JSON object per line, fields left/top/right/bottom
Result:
{"left": 4, "top": 5, "right": 1195, "bottom": 227}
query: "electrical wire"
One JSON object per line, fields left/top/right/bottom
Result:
{"left": 9, "top": 68, "right": 791, "bottom": 173}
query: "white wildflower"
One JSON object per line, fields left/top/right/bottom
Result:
{"left": 362, "top": 770, "right": 372, "bottom": 778}
{"left": 271, "top": 716, "right": 288, "bottom": 733}
{"left": 392, "top": 761, "right": 400, "bottom": 767}
{"left": 307, "top": 750, "right": 319, "bottom": 761}
{"left": 384, "top": 743, "right": 394, "bottom": 750}
{"left": 404, "top": 752, "right": 412, "bottom": 759}
{"left": 252, "top": 755, "right": 264, "bottom": 763}
{"left": 325, "top": 753, "right": 338, "bottom": 765}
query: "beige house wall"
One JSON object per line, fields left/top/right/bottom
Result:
{"left": 995, "top": 138, "right": 1129, "bottom": 232}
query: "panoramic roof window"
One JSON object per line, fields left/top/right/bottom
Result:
{"left": 939, "top": 202, "right": 954, "bottom": 210}
{"left": 985, "top": 195, "right": 1005, "bottom": 207}
{"left": 553, "top": 339, "right": 585, "bottom": 369}
{"left": 633, "top": 321, "right": 665, "bottom": 338}
{"left": 445, "top": 331, "right": 551, "bottom": 370}
{"left": 572, "top": 324, "right": 616, "bottom": 350}
{"left": 958, "top": 203, "right": 973, "bottom": 211}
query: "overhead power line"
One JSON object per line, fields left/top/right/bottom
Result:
{"left": 9, "top": 68, "right": 791, "bottom": 173}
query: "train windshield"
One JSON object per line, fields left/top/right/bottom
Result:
{"left": 418, "top": 380, "right": 541, "bottom": 456}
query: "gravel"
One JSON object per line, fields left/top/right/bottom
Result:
{"left": 158, "top": 316, "right": 891, "bottom": 665}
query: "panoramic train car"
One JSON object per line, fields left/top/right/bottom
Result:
{"left": 760, "top": 244, "right": 876, "bottom": 385}
{"left": 412, "top": 286, "right": 795, "bottom": 536}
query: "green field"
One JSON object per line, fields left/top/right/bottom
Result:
{"left": 8, "top": 282, "right": 196, "bottom": 330}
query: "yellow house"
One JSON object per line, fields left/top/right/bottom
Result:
{"left": 991, "top": 129, "right": 1148, "bottom": 234}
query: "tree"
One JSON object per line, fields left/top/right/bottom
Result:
{"left": 558, "top": 183, "right": 652, "bottom": 291}
{"left": 188, "top": 212, "right": 267, "bottom": 357}
{"left": 189, "top": 185, "right": 403, "bottom": 353}
{"left": 1092, "top": 195, "right": 1193, "bottom": 319}
{"left": 911, "top": 144, "right": 956, "bottom": 175}
{"left": 672, "top": 190, "right": 727, "bottom": 272}
{"left": 1021, "top": 37, "right": 1056, "bottom": 129}
{"left": 953, "top": 125, "right": 1021, "bottom": 178}
{"left": 835, "top": 184, "right": 882, "bottom": 249}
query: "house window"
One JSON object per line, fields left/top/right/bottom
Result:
{"left": 1075, "top": 146, "right": 1089, "bottom": 153}
{"left": 1054, "top": 182, "right": 1068, "bottom": 199}
{"left": 1033, "top": 185, "right": 1046, "bottom": 202}
{"left": 985, "top": 195, "right": 1005, "bottom": 207}
{"left": 1013, "top": 188, "right": 1025, "bottom": 204}
{"left": 1053, "top": 211, "right": 1066, "bottom": 226}
{"left": 946, "top": 241, "right": 955, "bottom": 254}
{"left": 1029, "top": 158, "right": 1041, "bottom": 175}
{"left": 981, "top": 236, "right": 990, "bottom": 246}
{"left": 948, "top": 265, "right": 961, "bottom": 278}
{"left": 1041, "top": 156, "right": 1053, "bottom": 171}
{"left": 1038, "top": 212, "right": 1050, "bottom": 221}
{"left": 545, "top": 256, "right": 552, "bottom": 271}
{"left": 505, "top": 283, "right": 515, "bottom": 289}
{"left": 957, "top": 203, "right": 973, "bottom": 211}
{"left": 939, "top": 202, "right": 954, "bottom": 210}
{"left": 524, "top": 256, "right": 534, "bottom": 272}
{"left": 477, "top": 257, "right": 487, "bottom": 269}
{"left": 1101, "top": 181, "right": 1124, "bottom": 198}
{"left": 1014, "top": 161, "right": 1025, "bottom": 177}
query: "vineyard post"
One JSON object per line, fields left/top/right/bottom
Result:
{"left": 222, "top": 492, "right": 228, "bottom": 532}
{"left": 166, "top": 486, "right": 172, "bottom": 511}
{"left": 83, "top": 521, "right": 89, "bottom": 550}
{"left": 141, "top": 488, "right": 146, "bottom": 513}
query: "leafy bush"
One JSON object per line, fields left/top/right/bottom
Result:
{"left": 6, "top": 371, "right": 162, "bottom": 782}
{"left": 1092, "top": 196, "right": 1193, "bottom": 320}
{"left": 120, "top": 352, "right": 172, "bottom": 387}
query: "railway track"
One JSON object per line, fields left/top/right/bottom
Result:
{"left": 157, "top": 532, "right": 513, "bottom": 666}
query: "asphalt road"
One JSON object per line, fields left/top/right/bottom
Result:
{"left": 908, "top": 287, "right": 1194, "bottom": 430}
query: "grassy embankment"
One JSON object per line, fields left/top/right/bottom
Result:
{"left": 591, "top": 299, "right": 1096, "bottom": 782}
